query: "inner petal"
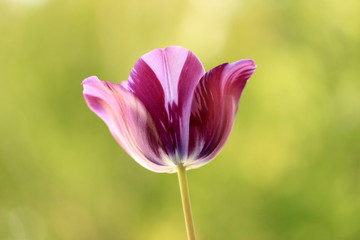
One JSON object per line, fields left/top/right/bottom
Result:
{"left": 127, "top": 46, "right": 205, "bottom": 161}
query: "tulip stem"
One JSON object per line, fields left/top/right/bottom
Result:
{"left": 177, "top": 165, "right": 196, "bottom": 240}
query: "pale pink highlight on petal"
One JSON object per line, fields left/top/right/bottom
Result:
{"left": 141, "top": 46, "right": 189, "bottom": 105}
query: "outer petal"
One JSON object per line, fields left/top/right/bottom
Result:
{"left": 127, "top": 46, "right": 205, "bottom": 161}
{"left": 186, "top": 60, "right": 257, "bottom": 169}
{"left": 82, "top": 76, "right": 177, "bottom": 173}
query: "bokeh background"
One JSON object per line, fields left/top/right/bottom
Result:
{"left": 0, "top": 0, "right": 359, "bottom": 239}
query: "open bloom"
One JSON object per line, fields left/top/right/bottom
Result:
{"left": 82, "top": 46, "right": 256, "bottom": 173}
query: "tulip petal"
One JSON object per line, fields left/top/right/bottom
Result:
{"left": 82, "top": 76, "right": 178, "bottom": 173}
{"left": 186, "top": 60, "right": 257, "bottom": 169}
{"left": 128, "top": 46, "right": 205, "bottom": 161}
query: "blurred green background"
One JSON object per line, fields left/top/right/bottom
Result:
{"left": 0, "top": 0, "right": 359, "bottom": 239}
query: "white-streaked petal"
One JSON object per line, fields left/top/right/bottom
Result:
{"left": 128, "top": 46, "right": 205, "bottom": 160}
{"left": 186, "top": 60, "right": 257, "bottom": 170}
{"left": 82, "top": 76, "right": 177, "bottom": 173}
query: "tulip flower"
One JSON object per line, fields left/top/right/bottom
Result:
{"left": 82, "top": 46, "right": 256, "bottom": 239}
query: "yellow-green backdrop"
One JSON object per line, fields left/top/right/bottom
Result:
{"left": 0, "top": 0, "right": 359, "bottom": 239}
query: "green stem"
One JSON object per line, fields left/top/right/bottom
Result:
{"left": 177, "top": 165, "right": 196, "bottom": 240}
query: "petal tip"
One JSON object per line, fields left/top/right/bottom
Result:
{"left": 234, "top": 59, "right": 256, "bottom": 68}
{"left": 82, "top": 76, "right": 100, "bottom": 85}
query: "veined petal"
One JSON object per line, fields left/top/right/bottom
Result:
{"left": 128, "top": 46, "right": 205, "bottom": 161}
{"left": 186, "top": 60, "right": 257, "bottom": 169}
{"left": 82, "top": 76, "right": 177, "bottom": 173}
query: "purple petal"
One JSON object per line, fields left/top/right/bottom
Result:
{"left": 82, "top": 76, "right": 178, "bottom": 173}
{"left": 128, "top": 46, "right": 205, "bottom": 161}
{"left": 186, "top": 60, "right": 257, "bottom": 169}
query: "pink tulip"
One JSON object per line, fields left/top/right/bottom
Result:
{"left": 82, "top": 46, "right": 256, "bottom": 173}
{"left": 83, "top": 46, "right": 256, "bottom": 239}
